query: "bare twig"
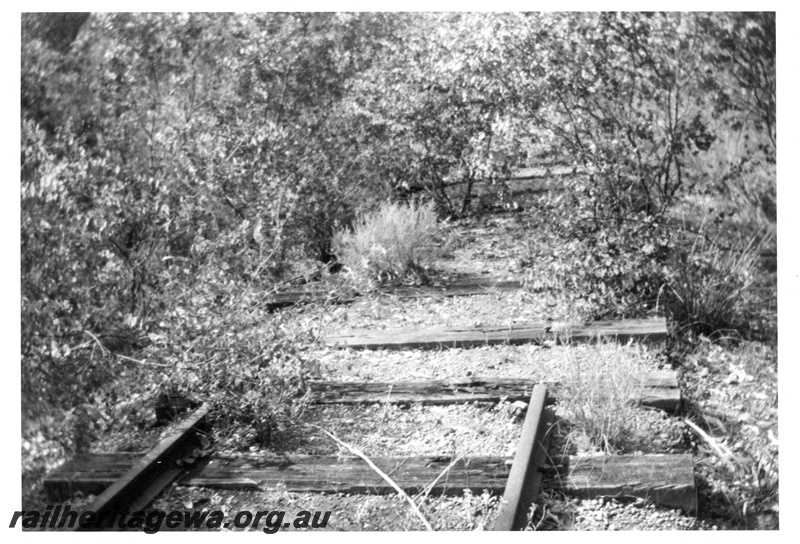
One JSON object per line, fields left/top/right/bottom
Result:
{"left": 311, "top": 425, "right": 433, "bottom": 531}
{"left": 378, "top": 385, "right": 394, "bottom": 428}
{"left": 83, "top": 330, "right": 168, "bottom": 368}
{"left": 187, "top": 89, "right": 231, "bottom": 119}
{"left": 419, "top": 451, "right": 469, "bottom": 504}
{"left": 684, "top": 418, "right": 736, "bottom": 471}
{"left": 232, "top": 245, "right": 280, "bottom": 306}
{"left": 115, "top": 353, "right": 169, "bottom": 368}
{"left": 533, "top": 501, "right": 547, "bottom": 531}
{"left": 384, "top": 457, "right": 411, "bottom": 480}
{"left": 83, "top": 330, "right": 110, "bottom": 355}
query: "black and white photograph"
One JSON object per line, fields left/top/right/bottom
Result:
{"left": 15, "top": 6, "right": 784, "bottom": 533}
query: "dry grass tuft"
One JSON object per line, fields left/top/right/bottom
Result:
{"left": 666, "top": 228, "right": 772, "bottom": 337}
{"left": 333, "top": 200, "right": 442, "bottom": 290}
{"left": 554, "top": 342, "right": 682, "bottom": 455}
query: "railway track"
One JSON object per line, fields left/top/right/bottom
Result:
{"left": 43, "top": 307, "right": 693, "bottom": 531}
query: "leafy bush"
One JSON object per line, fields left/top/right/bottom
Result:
{"left": 353, "top": 13, "right": 526, "bottom": 219}
{"left": 516, "top": 12, "right": 775, "bottom": 336}
{"left": 525, "top": 199, "right": 772, "bottom": 337}
{"left": 522, "top": 130, "right": 775, "bottom": 335}
{"left": 509, "top": 13, "right": 717, "bottom": 221}
{"left": 525, "top": 192, "right": 676, "bottom": 321}
{"left": 21, "top": 279, "right": 320, "bottom": 512}
{"left": 333, "top": 200, "right": 442, "bottom": 290}
{"left": 137, "top": 276, "right": 319, "bottom": 450}
{"left": 19, "top": 12, "right": 378, "bottom": 430}
{"left": 683, "top": 122, "right": 776, "bottom": 235}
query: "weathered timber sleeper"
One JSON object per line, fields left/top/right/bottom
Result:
{"left": 265, "top": 280, "right": 522, "bottom": 310}
{"left": 44, "top": 452, "right": 695, "bottom": 513}
{"left": 323, "top": 318, "right": 668, "bottom": 350}
{"left": 546, "top": 453, "right": 697, "bottom": 513}
{"left": 309, "top": 370, "right": 681, "bottom": 412}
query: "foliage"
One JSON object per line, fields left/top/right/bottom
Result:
{"left": 20, "top": 12, "right": 385, "bottom": 423}
{"left": 695, "top": 12, "right": 776, "bottom": 151}
{"left": 680, "top": 340, "right": 778, "bottom": 528}
{"left": 21, "top": 13, "right": 90, "bottom": 53}
{"left": 351, "top": 13, "right": 527, "bottom": 217}
{"left": 515, "top": 12, "right": 775, "bottom": 332}
{"left": 525, "top": 197, "right": 772, "bottom": 335}
{"left": 22, "top": 11, "right": 775, "bottom": 348}
{"left": 22, "top": 279, "right": 320, "bottom": 510}
{"left": 333, "top": 200, "right": 442, "bottom": 290}
{"left": 221, "top": 13, "right": 397, "bottom": 264}
{"left": 511, "top": 13, "right": 723, "bottom": 219}
{"left": 525, "top": 198, "right": 676, "bottom": 320}
{"left": 682, "top": 122, "right": 776, "bottom": 235}
{"left": 147, "top": 290, "right": 317, "bottom": 450}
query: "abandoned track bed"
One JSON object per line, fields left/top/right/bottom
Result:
{"left": 44, "top": 311, "right": 695, "bottom": 531}
{"left": 40, "top": 249, "right": 698, "bottom": 532}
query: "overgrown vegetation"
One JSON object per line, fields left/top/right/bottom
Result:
{"left": 21, "top": 12, "right": 776, "bottom": 528}
{"left": 679, "top": 339, "right": 779, "bottom": 529}
{"left": 516, "top": 12, "right": 775, "bottom": 337}
{"left": 21, "top": 281, "right": 320, "bottom": 507}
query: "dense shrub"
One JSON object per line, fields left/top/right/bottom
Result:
{"left": 22, "top": 278, "right": 319, "bottom": 500}
{"left": 684, "top": 122, "right": 777, "bottom": 236}
{"left": 20, "top": 12, "right": 380, "bottom": 432}
{"left": 525, "top": 193, "right": 772, "bottom": 337}
{"left": 333, "top": 200, "right": 442, "bottom": 290}
{"left": 515, "top": 12, "right": 775, "bottom": 336}
{"left": 525, "top": 185, "right": 676, "bottom": 321}
{"left": 158, "top": 305, "right": 315, "bottom": 450}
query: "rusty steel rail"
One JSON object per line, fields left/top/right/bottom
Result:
{"left": 71, "top": 404, "right": 209, "bottom": 531}
{"left": 493, "top": 385, "right": 551, "bottom": 531}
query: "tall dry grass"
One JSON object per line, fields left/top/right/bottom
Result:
{"left": 333, "top": 200, "right": 441, "bottom": 290}
{"left": 554, "top": 342, "right": 683, "bottom": 454}
{"left": 665, "top": 227, "right": 772, "bottom": 337}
